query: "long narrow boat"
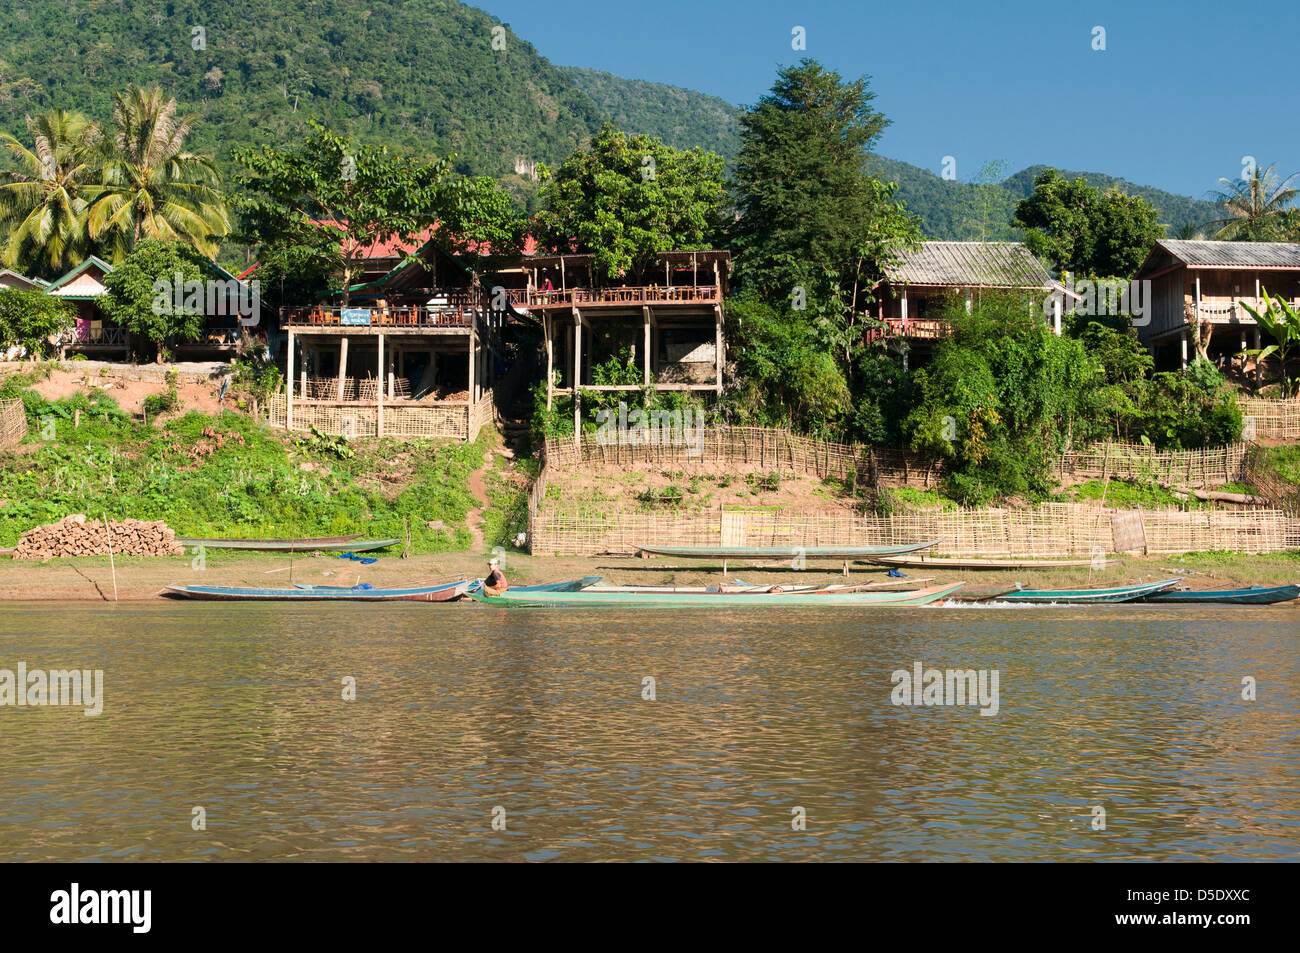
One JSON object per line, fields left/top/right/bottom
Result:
{"left": 1143, "top": 584, "right": 1300, "bottom": 605}
{"left": 175, "top": 534, "right": 399, "bottom": 553}
{"left": 467, "top": 581, "right": 965, "bottom": 608}
{"left": 1001, "top": 578, "right": 1182, "bottom": 605}
{"left": 867, "top": 554, "right": 1114, "bottom": 570}
{"left": 585, "top": 581, "right": 823, "bottom": 594}
{"left": 163, "top": 580, "right": 468, "bottom": 602}
{"left": 463, "top": 576, "right": 603, "bottom": 593}
{"left": 587, "top": 577, "right": 937, "bottom": 595}
{"left": 635, "top": 538, "right": 945, "bottom": 560}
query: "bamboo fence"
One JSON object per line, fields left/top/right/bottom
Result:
{"left": 1057, "top": 442, "right": 1249, "bottom": 488}
{"left": 0, "top": 398, "right": 26, "bottom": 449}
{"left": 267, "top": 394, "right": 471, "bottom": 439}
{"left": 530, "top": 502, "right": 1292, "bottom": 557}
{"left": 543, "top": 428, "right": 943, "bottom": 487}
{"left": 1239, "top": 398, "right": 1300, "bottom": 441}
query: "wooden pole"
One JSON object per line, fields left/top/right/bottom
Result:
{"left": 377, "top": 332, "right": 385, "bottom": 438}
{"left": 336, "top": 335, "right": 349, "bottom": 400}
{"left": 286, "top": 330, "right": 295, "bottom": 430}
{"left": 103, "top": 514, "right": 118, "bottom": 602}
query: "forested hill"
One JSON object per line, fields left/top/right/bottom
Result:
{"left": 0, "top": 0, "right": 1218, "bottom": 233}
{"left": 0, "top": 0, "right": 609, "bottom": 187}
{"left": 870, "top": 156, "right": 1220, "bottom": 240}
{"left": 561, "top": 66, "right": 742, "bottom": 159}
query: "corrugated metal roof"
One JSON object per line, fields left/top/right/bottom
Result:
{"left": 883, "top": 242, "right": 1054, "bottom": 287}
{"left": 1154, "top": 239, "right": 1300, "bottom": 269}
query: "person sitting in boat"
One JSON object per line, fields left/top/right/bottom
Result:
{"left": 484, "top": 558, "right": 509, "bottom": 595}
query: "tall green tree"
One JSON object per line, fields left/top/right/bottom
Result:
{"left": 0, "top": 109, "right": 103, "bottom": 278}
{"left": 1014, "top": 168, "right": 1162, "bottom": 277}
{"left": 730, "top": 59, "right": 920, "bottom": 324}
{"left": 1208, "top": 163, "right": 1299, "bottom": 241}
{"left": 98, "top": 238, "right": 208, "bottom": 361}
{"left": 532, "top": 124, "right": 727, "bottom": 282}
{"left": 233, "top": 121, "right": 506, "bottom": 306}
{"left": 88, "top": 86, "right": 230, "bottom": 261}
{"left": 0, "top": 286, "right": 75, "bottom": 357}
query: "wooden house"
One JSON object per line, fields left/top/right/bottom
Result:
{"left": 871, "top": 242, "right": 1069, "bottom": 359}
{"left": 0, "top": 269, "right": 48, "bottom": 292}
{"left": 278, "top": 240, "right": 509, "bottom": 441}
{"left": 519, "top": 250, "right": 729, "bottom": 438}
{"left": 43, "top": 256, "right": 125, "bottom": 357}
{"left": 1131, "top": 240, "right": 1300, "bottom": 368}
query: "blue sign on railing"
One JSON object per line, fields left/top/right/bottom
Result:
{"left": 340, "top": 308, "right": 372, "bottom": 326}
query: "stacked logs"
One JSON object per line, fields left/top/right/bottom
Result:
{"left": 13, "top": 515, "right": 185, "bottom": 559}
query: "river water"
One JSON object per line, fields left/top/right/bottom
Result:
{"left": 1, "top": 601, "right": 1296, "bottom": 861}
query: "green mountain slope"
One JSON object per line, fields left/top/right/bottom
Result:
{"left": 870, "top": 156, "right": 1220, "bottom": 241}
{"left": 561, "top": 66, "right": 742, "bottom": 158}
{"left": 0, "top": 0, "right": 1219, "bottom": 242}
{"left": 0, "top": 0, "right": 607, "bottom": 182}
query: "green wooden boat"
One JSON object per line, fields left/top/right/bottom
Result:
{"left": 467, "top": 581, "right": 965, "bottom": 608}
{"left": 1143, "top": 584, "right": 1300, "bottom": 605}
{"left": 1001, "top": 578, "right": 1182, "bottom": 605}
{"left": 636, "top": 538, "right": 944, "bottom": 559}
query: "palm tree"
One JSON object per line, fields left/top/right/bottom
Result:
{"left": 1207, "top": 163, "right": 1299, "bottom": 241}
{"left": 87, "top": 85, "right": 230, "bottom": 260}
{"left": 0, "top": 109, "right": 103, "bottom": 277}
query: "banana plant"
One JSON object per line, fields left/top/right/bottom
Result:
{"left": 1240, "top": 288, "right": 1300, "bottom": 398}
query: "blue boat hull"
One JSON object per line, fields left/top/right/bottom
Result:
{"left": 1144, "top": 584, "right": 1300, "bottom": 605}
{"left": 164, "top": 581, "right": 468, "bottom": 602}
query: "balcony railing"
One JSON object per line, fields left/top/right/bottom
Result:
{"left": 283, "top": 299, "right": 480, "bottom": 329}
{"left": 866, "top": 318, "right": 949, "bottom": 341}
{"left": 70, "top": 326, "right": 129, "bottom": 347}
{"left": 1185, "top": 297, "right": 1300, "bottom": 325}
{"left": 525, "top": 285, "right": 721, "bottom": 308}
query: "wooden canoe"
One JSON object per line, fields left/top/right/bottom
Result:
{"left": 466, "top": 582, "right": 965, "bottom": 608}
{"left": 175, "top": 534, "right": 398, "bottom": 552}
{"left": 1001, "top": 578, "right": 1182, "bottom": 605}
{"left": 1143, "top": 584, "right": 1300, "bottom": 605}
{"left": 464, "top": 576, "right": 603, "bottom": 593}
{"left": 163, "top": 580, "right": 468, "bottom": 602}
{"left": 866, "top": 554, "right": 1115, "bottom": 570}
{"left": 635, "top": 538, "right": 945, "bottom": 560}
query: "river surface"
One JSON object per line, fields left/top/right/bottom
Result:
{"left": 1, "top": 601, "right": 1297, "bottom": 862}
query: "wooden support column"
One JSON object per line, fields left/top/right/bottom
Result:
{"left": 714, "top": 303, "right": 724, "bottom": 393}
{"left": 376, "top": 332, "right": 385, "bottom": 437}
{"left": 642, "top": 306, "right": 652, "bottom": 386}
{"left": 468, "top": 327, "right": 476, "bottom": 441}
{"left": 336, "top": 336, "right": 349, "bottom": 400}
{"left": 387, "top": 343, "right": 396, "bottom": 400}
{"left": 573, "top": 309, "right": 582, "bottom": 445}
{"left": 286, "top": 330, "right": 295, "bottom": 430}
{"left": 545, "top": 313, "right": 554, "bottom": 411}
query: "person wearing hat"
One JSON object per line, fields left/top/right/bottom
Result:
{"left": 484, "top": 557, "right": 509, "bottom": 596}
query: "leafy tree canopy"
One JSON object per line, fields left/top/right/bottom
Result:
{"left": 99, "top": 237, "right": 208, "bottom": 357}
{"left": 0, "top": 286, "right": 75, "bottom": 356}
{"left": 1013, "top": 168, "right": 1163, "bottom": 278}
{"left": 533, "top": 124, "right": 728, "bottom": 282}
{"left": 730, "top": 59, "right": 920, "bottom": 316}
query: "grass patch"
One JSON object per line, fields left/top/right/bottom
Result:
{"left": 0, "top": 394, "right": 483, "bottom": 553}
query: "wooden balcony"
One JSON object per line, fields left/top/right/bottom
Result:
{"left": 282, "top": 299, "right": 480, "bottom": 330}
{"left": 865, "top": 318, "right": 949, "bottom": 341}
{"left": 525, "top": 285, "right": 721, "bottom": 309}
{"left": 70, "top": 326, "right": 129, "bottom": 348}
{"left": 1184, "top": 297, "right": 1300, "bottom": 326}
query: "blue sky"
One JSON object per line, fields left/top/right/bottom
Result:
{"left": 481, "top": 0, "right": 1299, "bottom": 200}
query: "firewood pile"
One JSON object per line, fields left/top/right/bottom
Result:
{"left": 13, "top": 514, "right": 185, "bottom": 559}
